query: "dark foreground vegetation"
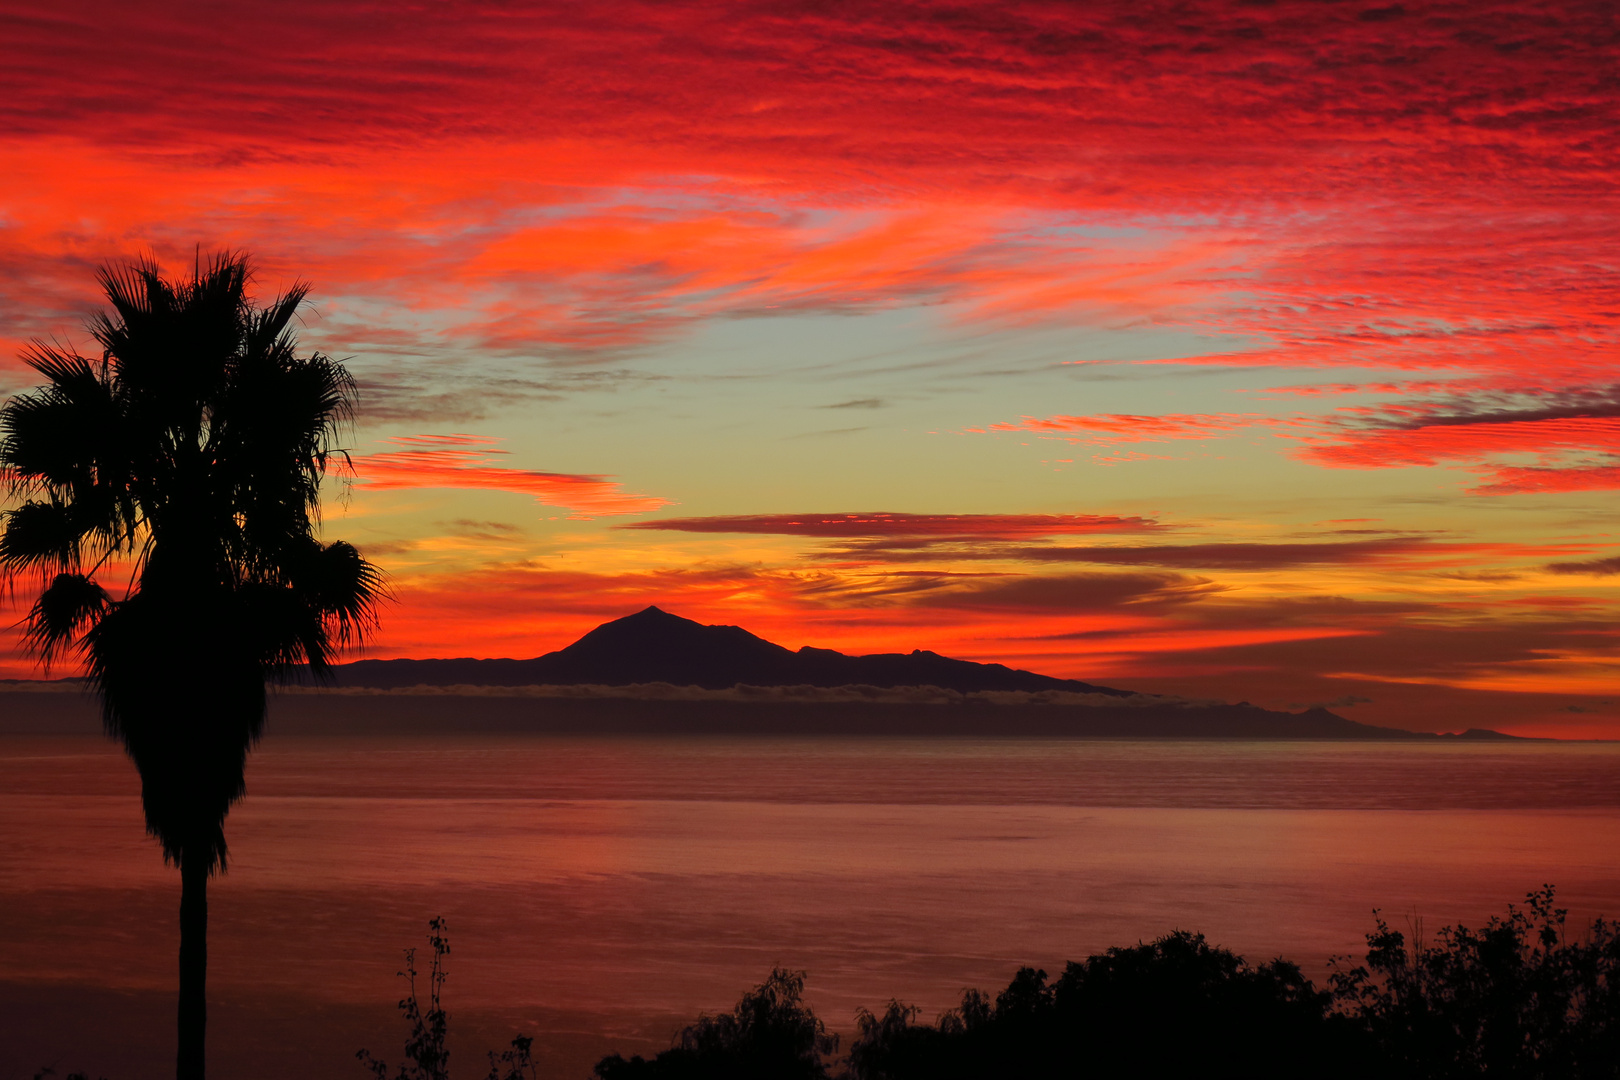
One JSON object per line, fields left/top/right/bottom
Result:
{"left": 595, "top": 892, "right": 1620, "bottom": 1078}
{"left": 35, "top": 888, "right": 1620, "bottom": 1080}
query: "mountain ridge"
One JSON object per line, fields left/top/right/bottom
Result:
{"left": 326, "top": 605, "right": 1141, "bottom": 696}
{"left": 0, "top": 607, "right": 1536, "bottom": 739}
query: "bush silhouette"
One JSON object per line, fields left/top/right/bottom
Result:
{"left": 594, "top": 968, "right": 836, "bottom": 1080}
{"left": 845, "top": 930, "right": 1363, "bottom": 1080}
{"left": 1330, "top": 886, "right": 1620, "bottom": 1078}
{"left": 359, "top": 890, "right": 1620, "bottom": 1080}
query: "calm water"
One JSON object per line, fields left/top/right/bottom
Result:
{"left": 4, "top": 734, "right": 1620, "bottom": 1079}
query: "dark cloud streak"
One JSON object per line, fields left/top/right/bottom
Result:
{"left": 1546, "top": 555, "right": 1620, "bottom": 576}
{"left": 623, "top": 512, "right": 1166, "bottom": 538}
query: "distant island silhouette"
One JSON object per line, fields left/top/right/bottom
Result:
{"left": 0, "top": 607, "right": 1531, "bottom": 739}
{"left": 327, "top": 605, "right": 1140, "bottom": 695}
{"left": 299, "top": 607, "right": 1519, "bottom": 741}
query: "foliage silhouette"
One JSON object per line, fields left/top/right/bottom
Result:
{"left": 843, "top": 930, "right": 1363, "bottom": 1080}
{"left": 594, "top": 968, "right": 837, "bottom": 1080}
{"left": 359, "top": 892, "right": 1617, "bottom": 1080}
{"left": 0, "top": 252, "right": 384, "bottom": 1080}
{"left": 358, "top": 917, "right": 539, "bottom": 1080}
{"left": 483, "top": 1035, "right": 539, "bottom": 1080}
{"left": 359, "top": 917, "right": 452, "bottom": 1080}
{"left": 1330, "top": 885, "right": 1620, "bottom": 1078}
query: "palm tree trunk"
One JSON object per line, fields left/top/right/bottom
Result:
{"left": 177, "top": 852, "right": 207, "bottom": 1080}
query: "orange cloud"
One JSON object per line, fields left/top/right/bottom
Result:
{"left": 351, "top": 435, "right": 669, "bottom": 519}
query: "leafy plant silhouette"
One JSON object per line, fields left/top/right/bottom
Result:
{"left": 1330, "top": 885, "right": 1620, "bottom": 1078}
{"left": 842, "top": 930, "right": 1360, "bottom": 1080}
{"left": 594, "top": 967, "right": 836, "bottom": 1080}
{"left": 359, "top": 917, "right": 538, "bottom": 1080}
{"left": 359, "top": 918, "right": 453, "bottom": 1080}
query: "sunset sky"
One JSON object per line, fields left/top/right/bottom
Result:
{"left": 2, "top": 0, "right": 1617, "bottom": 735}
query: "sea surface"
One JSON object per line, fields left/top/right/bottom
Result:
{"left": 4, "top": 734, "right": 1620, "bottom": 1079}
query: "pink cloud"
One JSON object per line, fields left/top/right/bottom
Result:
{"left": 351, "top": 436, "right": 669, "bottom": 519}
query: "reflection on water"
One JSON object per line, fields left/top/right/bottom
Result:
{"left": 4, "top": 735, "right": 1620, "bottom": 1079}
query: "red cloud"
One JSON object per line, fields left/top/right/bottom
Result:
{"left": 1297, "top": 417, "right": 1620, "bottom": 469}
{"left": 0, "top": 0, "right": 1613, "bottom": 371}
{"left": 981, "top": 394, "right": 1620, "bottom": 496}
{"left": 983, "top": 414, "right": 1285, "bottom": 444}
{"left": 621, "top": 512, "right": 1164, "bottom": 538}
{"left": 352, "top": 436, "right": 669, "bottom": 519}
{"left": 3, "top": 1, "right": 1612, "bottom": 203}
{"left": 1471, "top": 465, "right": 1620, "bottom": 496}
{"left": 1286, "top": 394, "right": 1620, "bottom": 494}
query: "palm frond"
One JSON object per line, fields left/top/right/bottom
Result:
{"left": 0, "top": 499, "right": 86, "bottom": 572}
{"left": 2, "top": 347, "right": 116, "bottom": 488}
{"left": 94, "top": 257, "right": 167, "bottom": 330}
{"left": 19, "top": 341, "right": 98, "bottom": 388}
{"left": 308, "top": 540, "right": 388, "bottom": 651}
{"left": 240, "top": 539, "right": 388, "bottom": 676}
{"left": 247, "top": 282, "right": 311, "bottom": 355}
{"left": 23, "top": 572, "right": 111, "bottom": 669}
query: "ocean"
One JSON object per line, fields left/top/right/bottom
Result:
{"left": 4, "top": 733, "right": 1619, "bottom": 1079}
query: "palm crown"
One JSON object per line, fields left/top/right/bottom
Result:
{"left": 0, "top": 253, "right": 383, "bottom": 872}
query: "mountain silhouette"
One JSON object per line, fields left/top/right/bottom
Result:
{"left": 4, "top": 607, "right": 1519, "bottom": 739}
{"left": 329, "top": 605, "right": 1137, "bottom": 695}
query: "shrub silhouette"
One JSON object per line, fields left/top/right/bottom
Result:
{"left": 358, "top": 918, "right": 538, "bottom": 1080}
{"left": 594, "top": 968, "right": 836, "bottom": 1080}
{"left": 361, "top": 891, "right": 1620, "bottom": 1080}
{"left": 1330, "top": 886, "right": 1620, "bottom": 1078}
{"left": 845, "top": 930, "right": 1363, "bottom": 1080}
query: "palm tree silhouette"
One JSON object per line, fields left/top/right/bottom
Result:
{"left": 0, "top": 253, "right": 385, "bottom": 1080}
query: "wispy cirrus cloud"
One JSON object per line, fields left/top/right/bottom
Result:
{"left": 836, "top": 539, "right": 1531, "bottom": 570}
{"left": 978, "top": 413, "right": 1286, "bottom": 444}
{"left": 1289, "top": 387, "right": 1620, "bottom": 494}
{"left": 621, "top": 510, "right": 1605, "bottom": 572}
{"left": 982, "top": 384, "right": 1620, "bottom": 495}
{"left": 351, "top": 435, "right": 669, "bottom": 519}
{"left": 621, "top": 512, "right": 1165, "bottom": 538}
{"left": 1474, "top": 466, "right": 1620, "bottom": 496}
{"left": 815, "top": 535, "right": 1601, "bottom": 576}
